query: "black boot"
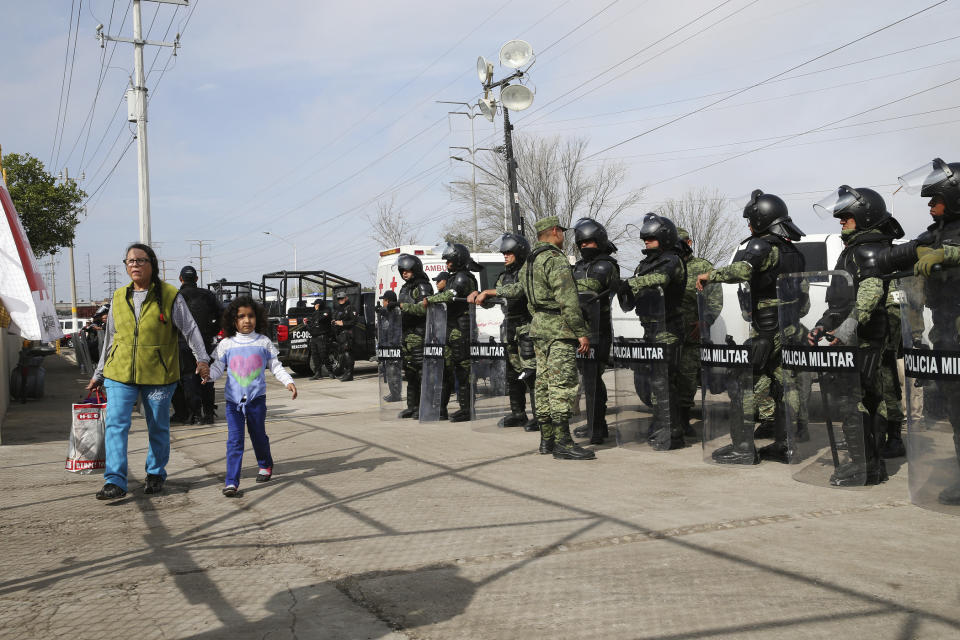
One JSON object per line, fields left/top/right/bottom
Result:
{"left": 830, "top": 412, "right": 872, "bottom": 486}
{"left": 450, "top": 382, "right": 472, "bottom": 422}
{"left": 650, "top": 396, "right": 685, "bottom": 451}
{"left": 680, "top": 407, "right": 696, "bottom": 439}
{"left": 880, "top": 420, "right": 906, "bottom": 458}
{"left": 589, "top": 419, "right": 608, "bottom": 445}
{"left": 573, "top": 424, "right": 590, "bottom": 439}
{"left": 539, "top": 421, "right": 555, "bottom": 454}
{"left": 552, "top": 420, "right": 596, "bottom": 460}
{"left": 713, "top": 409, "right": 759, "bottom": 463}
{"left": 753, "top": 419, "right": 775, "bottom": 440}
{"left": 524, "top": 418, "right": 540, "bottom": 432}
{"left": 500, "top": 380, "right": 528, "bottom": 427}
{"left": 757, "top": 406, "right": 790, "bottom": 464}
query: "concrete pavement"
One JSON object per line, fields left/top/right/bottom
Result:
{"left": 1, "top": 353, "right": 958, "bottom": 639}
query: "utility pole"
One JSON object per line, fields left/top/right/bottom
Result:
{"left": 60, "top": 168, "right": 82, "bottom": 326}
{"left": 97, "top": 1, "right": 186, "bottom": 245}
{"left": 188, "top": 239, "right": 212, "bottom": 287}
{"left": 440, "top": 101, "right": 487, "bottom": 250}
{"left": 501, "top": 107, "right": 522, "bottom": 237}
{"left": 86, "top": 253, "right": 92, "bottom": 303}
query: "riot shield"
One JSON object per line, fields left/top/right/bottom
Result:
{"left": 698, "top": 282, "right": 756, "bottom": 464}
{"left": 419, "top": 303, "right": 447, "bottom": 423}
{"left": 899, "top": 273, "right": 960, "bottom": 514}
{"left": 377, "top": 307, "right": 403, "bottom": 421}
{"left": 572, "top": 297, "right": 605, "bottom": 442}
{"left": 612, "top": 287, "right": 673, "bottom": 450}
{"left": 779, "top": 271, "right": 866, "bottom": 487}
{"left": 469, "top": 302, "right": 509, "bottom": 423}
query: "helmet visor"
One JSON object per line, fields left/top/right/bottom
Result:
{"left": 813, "top": 189, "right": 858, "bottom": 219}
{"left": 492, "top": 234, "right": 515, "bottom": 253}
{"left": 898, "top": 159, "right": 953, "bottom": 195}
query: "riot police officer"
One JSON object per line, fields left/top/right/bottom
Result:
{"left": 624, "top": 213, "right": 687, "bottom": 450}
{"left": 696, "top": 190, "right": 806, "bottom": 464}
{"left": 332, "top": 292, "right": 359, "bottom": 382}
{"left": 810, "top": 185, "right": 904, "bottom": 486}
{"left": 570, "top": 218, "right": 619, "bottom": 444}
{"left": 396, "top": 254, "right": 434, "bottom": 419}
{"left": 308, "top": 299, "right": 334, "bottom": 380}
{"left": 422, "top": 243, "right": 480, "bottom": 422}
{"left": 488, "top": 234, "right": 534, "bottom": 427}
{"left": 879, "top": 158, "right": 960, "bottom": 503}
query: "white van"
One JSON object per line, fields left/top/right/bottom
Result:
{"left": 375, "top": 245, "right": 517, "bottom": 340}
{"left": 58, "top": 317, "right": 90, "bottom": 346}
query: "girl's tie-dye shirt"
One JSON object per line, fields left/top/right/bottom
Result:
{"left": 207, "top": 332, "right": 293, "bottom": 404}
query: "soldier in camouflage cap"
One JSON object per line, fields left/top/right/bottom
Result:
{"left": 477, "top": 216, "right": 596, "bottom": 460}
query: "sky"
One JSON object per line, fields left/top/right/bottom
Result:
{"left": 2, "top": 0, "right": 959, "bottom": 302}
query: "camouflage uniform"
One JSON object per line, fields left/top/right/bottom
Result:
{"left": 625, "top": 248, "right": 687, "bottom": 449}
{"left": 497, "top": 228, "right": 593, "bottom": 459}
{"left": 708, "top": 232, "right": 806, "bottom": 462}
{"left": 427, "top": 270, "right": 478, "bottom": 419}
{"left": 397, "top": 273, "right": 434, "bottom": 417}
{"left": 679, "top": 253, "right": 716, "bottom": 416}
{"left": 879, "top": 280, "right": 906, "bottom": 456}
{"left": 816, "top": 227, "right": 892, "bottom": 484}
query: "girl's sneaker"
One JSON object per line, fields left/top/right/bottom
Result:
{"left": 256, "top": 468, "right": 272, "bottom": 483}
{"left": 222, "top": 485, "right": 238, "bottom": 497}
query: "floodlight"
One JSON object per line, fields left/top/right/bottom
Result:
{"left": 500, "top": 84, "right": 534, "bottom": 111}
{"left": 477, "top": 56, "right": 492, "bottom": 84}
{"left": 499, "top": 40, "right": 533, "bottom": 69}
{"left": 479, "top": 97, "right": 496, "bottom": 121}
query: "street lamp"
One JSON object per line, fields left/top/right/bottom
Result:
{"left": 477, "top": 39, "right": 536, "bottom": 237}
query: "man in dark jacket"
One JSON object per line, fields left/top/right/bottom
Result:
{"left": 333, "top": 292, "right": 359, "bottom": 382}
{"left": 172, "top": 266, "right": 221, "bottom": 424}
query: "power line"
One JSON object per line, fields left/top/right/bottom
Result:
{"left": 49, "top": 0, "right": 80, "bottom": 169}
{"left": 644, "top": 73, "right": 960, "bottom": 188}
{"left": 585, "top": 0, "right": 950, "bottom": 160}
{"left": 526, "top": 33, "right": 960, "bottom": 130}
{"left": 511, "top": 0, "right": 741, "bottom": 127}
{"left": 79, "top": 135, "right": 136, "bottom": 207}
{"left": 525, "top": 0, "right": 762, "bottom": 127}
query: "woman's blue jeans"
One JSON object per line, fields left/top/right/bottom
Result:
{"left": 103, "top": 379, "right": 178, "bottom": 491}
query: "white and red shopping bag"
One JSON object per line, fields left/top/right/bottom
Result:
{"left": 65, "top": 391, "right": 106, "bottom": 474}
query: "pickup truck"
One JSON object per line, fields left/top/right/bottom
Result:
{"left": 261, "top": 270, "right": 375, "bottom": 376}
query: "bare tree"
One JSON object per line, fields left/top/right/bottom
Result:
{"left": 654, "top": 188, "right": 743, "bottom": 266}
{"left": 447, "top": 134, "right": 645, "bottom": 253}
{"left": 367, "top": 195, "right": 418, "bottom": 248}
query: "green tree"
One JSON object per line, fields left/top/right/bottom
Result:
{"left": 2, "top": 152, "right": 86, "bottom": 257}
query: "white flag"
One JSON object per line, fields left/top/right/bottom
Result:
{"left": 0, "top": 183, "right": 62, "bottom": 342}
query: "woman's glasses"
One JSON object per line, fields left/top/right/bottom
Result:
{"left": 123, "top": 258, "right": 149, "bottom": 266}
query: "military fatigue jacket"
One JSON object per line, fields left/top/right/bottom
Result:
{"left": 497, "top": 241, "right": 590, "bottom": 341}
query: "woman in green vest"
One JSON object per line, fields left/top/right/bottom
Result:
{"left": 86, "top": 244, "right": 211, "bottom": 500}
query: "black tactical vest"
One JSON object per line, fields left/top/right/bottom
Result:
{"left": 445, "top": 269, "right": 478, "bottom": 325}
{"left": 573, "top": 255, "right": 618, "bottom": 326}
{"left": 398, "top": 276, "right": 432, "bottom": 334}
{"left": 498, "top": 266, "right": 531, "bottom": 324}
{"left": 733, "top": 234, "right": 805, "bottom": 303}
{"left": 633, "top": 251, "right": 686, "bottom": 320}
{"left": 919, "top": 218, "right": 960, "bottom": 323}
{"left": 829, "top": 232, "right": 891, "bottom": 341}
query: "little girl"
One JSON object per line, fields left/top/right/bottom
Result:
{"left": 205, "top": 297, "right": 297, "bottom": 496}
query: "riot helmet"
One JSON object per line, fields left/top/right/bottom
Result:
{"left": 898, "top": 157, "right": 960, "bottom": 216}
{"left": 814, "top": 185, "right": 903, "bottom": 237}
{"left": 636, "top": 212, "right": 678, "bottom": 255}
{"left": 396, "top": 253, "right": 425, "bottom": 278}
{"left": 742, "top": 189, "right": 804, "bottom": 241}
{"left": 493, "top": 233, "right": 531, "bottom": 264}
{"left": 572, "top": 217, "right": 616, "bottom": 258}
{"left": 440, "top": 242, "right": 472, "bottom": 272}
